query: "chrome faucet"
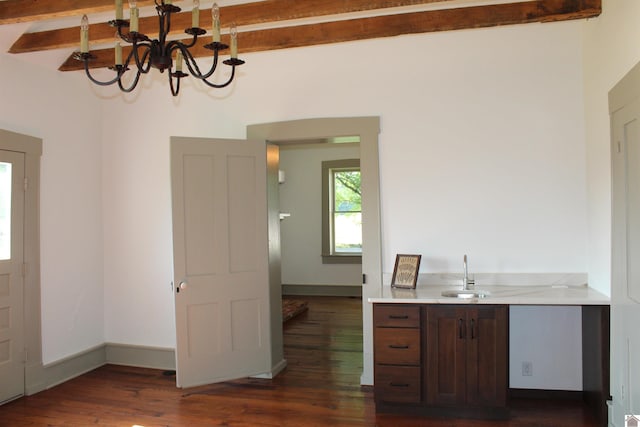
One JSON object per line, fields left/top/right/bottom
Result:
{"left": 462, "top": 254, "right": 474, "bottom": 290}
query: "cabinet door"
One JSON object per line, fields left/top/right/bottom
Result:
{"left": 465, "top": 306, "right": 508, "bottom": 407}
{"left": 425, "top": 305, "right": 468, "bottom": 406}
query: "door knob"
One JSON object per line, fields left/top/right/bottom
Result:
{"left": 177, "top": 281, "right": 188, "bottom": 293}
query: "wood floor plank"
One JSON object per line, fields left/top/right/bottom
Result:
{"left": 0, "top": 296, "right": 599, "bottom": 426}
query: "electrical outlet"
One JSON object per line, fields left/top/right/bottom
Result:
{"left": 522, "top": 361, "right": 533, "bottom": 376}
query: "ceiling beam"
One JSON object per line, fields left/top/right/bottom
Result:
{"left": 58, "top": 0, "right": 601, "bottom": 72}
{"left": 0, "top": 0, "right": 157, "bottom": 25}
{"left": 8, "top": 0, "right": 451, "bottom": 53}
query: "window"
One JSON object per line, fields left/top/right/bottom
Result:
{"left": 322, "top": 159, "right": 361, "bottom": 264}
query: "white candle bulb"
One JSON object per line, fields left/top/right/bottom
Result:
{"left": 115, "top": 41, "right": 123, "bottom": 65}
{"left": 175, "top": 51, "right": 183, "bottom": 72}
{"left": 80, "top": 15, "right": 89, "bottom": 53}
{"left": 192, "top": 0, "right": 200, "bottom": 28}
{"left": 230, "top": 24, "right": 238, "bottom": 59}
{"left": 212, "top": 3, "right": 220, "bottom": 42}
{"left": 129, "top": 1, "right": 138, "bottom": 32}
{"left": 115, "top": 0, "right": 123, "bottom": 20}
{"left": 130, "top": 5, "right": 139, "bottom": 32}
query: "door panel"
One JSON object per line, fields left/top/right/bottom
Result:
{"left": 611, "top": 91, "right": 640, "bottom": 421}
{"left": 624, "top": 116, "right": 640, "bottom": 304}
{"left": 426, "top": 305, "right": 466, "bottom": 406}
{"left": 171, "top": 137, "right": 270, "bottom": 388}
{"left": 466, "top": 306, "right": 508, "bottom": 406}
{"left": 228, "top": 156, "right": 258, "bottom": 273}
{"left": 183, "top": 154, "right": 217, "bottom": 276}
{"left": 0, "top": 150, "right": 25, "bottom": 403}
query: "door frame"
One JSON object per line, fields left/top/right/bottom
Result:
{"left": 0, "top": 129, "right": 42, "bottom": 395}
{"left": 247, "top": 117, "right": 382, "bottom": 385}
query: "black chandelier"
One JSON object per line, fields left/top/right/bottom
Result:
{"left": 74, "top": 0, "right": 244, "bottom": 96}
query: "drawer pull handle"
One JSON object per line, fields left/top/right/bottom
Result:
{"left": 471, "top": 318, "right": 475, "bottom": 340}
{"left": 389, "top": 344, "right": 410, "bottom": 349}
{"left": 388, "top": 315, "right": 409, "bottom": 319}
{"left": 390, "top": 382, "right": 410, "bottom": 388}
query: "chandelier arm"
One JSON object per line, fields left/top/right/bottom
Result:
{"left": 199, "top": 51, "right": 221, "bottom": 80}
{"left": 174, "top": 34, "right": 198, "bottom": 49}
{"left": 175, "top": 45, "right": 205, "bottom": 79}
{"left": 167, "top": 40, "right": 197, "bottom": 61}
{"left": 169, "top": 71, "right": 181, "bottom": 97}
{"left": 117, "top": 69, "right": 143, "bottom": 93}
{"left": 129, "top": 43, "right": 153, "bottom": 74}
{"left": 199, "top": 65, "right": 237, "bottom": 89}
{"left": 116, "top": 25, "right": 129, "bottom": 43}
{"left": 83, "top": 58, "right": 124, "bottom": 86}
{"left": 180, "top": 45, "right": 220, "bottom": 80}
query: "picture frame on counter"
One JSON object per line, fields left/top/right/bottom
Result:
{"left": 391, "top": 254, "right": 421, "bottom": 289}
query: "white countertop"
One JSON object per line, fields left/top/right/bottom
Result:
{"left": 368, "top": 284, "right": 610, "bottom": 305}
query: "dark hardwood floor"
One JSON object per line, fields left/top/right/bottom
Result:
{"left": 0, "top": 296, "right": 599, "bottom": 426}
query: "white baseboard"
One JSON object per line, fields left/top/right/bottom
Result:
{"left": 40, "top": 344, "right": 107, "bottom": 392}
{"left": 105, "top": 343, "right": 176, "bottom": 370}
{"left": 26, "top": 343, "right": 176, "bottom": 396}
{"left": 282, "top": 284, "right": 362, "bottom": 297}
{"left": 252, "top": 358, "right": 287, "bottom": 379}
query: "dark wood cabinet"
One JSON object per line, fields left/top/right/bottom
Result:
{"left": 373, "top": 304, "right": 422, "bottom": 404}
{"left": 374, "top": 303, "right": 508, "bottom": 416}
{"left": 425, "top": 305, "right": 508, "bottom": 408}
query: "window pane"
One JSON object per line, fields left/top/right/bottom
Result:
{"left": 334, "top": 212, "right": 362, "bottom": 253}
{"left": 0, "top": 162, "right": 12, "bottom": 261}
{"left": 334, "top": 170, "right": 361, "bottom": 212}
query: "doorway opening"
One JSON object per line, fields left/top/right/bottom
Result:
{"left": 247, "top": 117, "right": 381, "bottom": 385}
{"left": 277, "top": 137, "right": 362, "bottom": 298}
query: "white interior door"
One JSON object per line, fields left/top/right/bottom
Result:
{"left": 171, "top": 137, "right": 271, "bottom": 388}
{"left": 0, "top": 150, "right": 25, "bottom": 403}
{"left": 612, "top": 93, "right": 640, "bottom": 420}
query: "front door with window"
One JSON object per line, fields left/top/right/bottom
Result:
{"left": 0, "top": 150, "right": 25, "bottom": 403}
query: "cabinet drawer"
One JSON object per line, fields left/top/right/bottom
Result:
{"left": 375, "top": 365, "right": 421, "bottom": 403}
{"left": 374, "top": 304, "right": 420, "bottom": 328}
{"left": 374, "top": 328, "right": 421, "bottom": 365}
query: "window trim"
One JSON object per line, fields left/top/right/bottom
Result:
{"left": 321, "top": 158, "right": 362, "bottom": 264}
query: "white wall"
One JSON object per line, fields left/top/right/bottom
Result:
{"left": 98, "top": 21, "right": 588, "bottom": 388}
{"left": 582, "top": 1, "right": 640, "bottom": 425}
{"left": 279, "top": 143, "right": 361, "bottom": 288}
{"left": 0, "top": 52, "right": 104, "bottom": 364}
{"left": 377, "top": 27, "right": 587, "bottom": 272}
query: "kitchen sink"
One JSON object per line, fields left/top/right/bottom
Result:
{"left": 441, "top": 289, "right": 490, "bottom": 299}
